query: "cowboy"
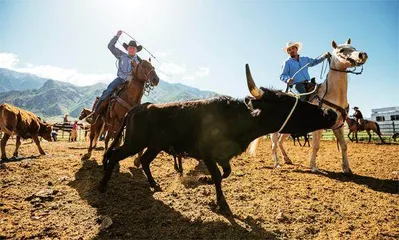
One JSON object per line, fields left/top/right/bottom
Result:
{"left": 63, "top": 113, "right": 69, "bottom": 123}
{"left": 352, "top": 106, "right": 364, "bottom": 129}
{"left": 86, "top": 30, "right": 143, "bottom": 124}
{"left": 280, "top": 41, "right": 331, "bottom": 101}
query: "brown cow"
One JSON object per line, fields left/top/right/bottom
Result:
{"left": 0, "top": 103, "right": 52, "bottom": 160}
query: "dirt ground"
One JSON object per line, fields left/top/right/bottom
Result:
{"left": 0, "top": 138, "right": 398, "bottom": 240}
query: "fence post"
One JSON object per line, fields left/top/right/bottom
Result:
{"left": 393, "top": 122, "right": 396, "bottom": 133}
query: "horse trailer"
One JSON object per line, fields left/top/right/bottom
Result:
{"left": 370, "top": 106, "right": 399, "bottom": 135}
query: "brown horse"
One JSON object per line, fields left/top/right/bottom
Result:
{"left": 346, "top": 117, "right": 385, "bottom": 143}
{"left": 81, "top": 60, "right": 159, "bottom": 160}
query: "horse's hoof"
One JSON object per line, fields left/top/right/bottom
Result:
{"left": 343, "top": 169, "right": 353, "bottom": 175}
{"left": 311, "top": 167, "right": 319, "bottom": 173}
{"left": 274, "top": 164, "right": 281, "bottom": 169}
{"left": 284, "top": 159, "right": 293, "bottom": 165}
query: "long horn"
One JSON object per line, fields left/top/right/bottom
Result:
{"left": 245, "top": 64, "right": 264, "bottom": 99}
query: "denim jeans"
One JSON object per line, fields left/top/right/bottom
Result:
{"left": 95, "top": 77, "right": 125, "bottom": 111}
{"left": 293, "top": 82, "right": 307, "bottom": 102}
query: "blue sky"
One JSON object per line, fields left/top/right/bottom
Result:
{"left": 0, "top": 0, "right": 397, "bottom": 117}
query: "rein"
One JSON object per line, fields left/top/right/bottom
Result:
{"left": 328, "top": 55, "right": 364, "bottom": 75}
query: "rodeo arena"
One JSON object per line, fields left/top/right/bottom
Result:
{"left": 0, "top": 25, "right": 398, "bottom": 239}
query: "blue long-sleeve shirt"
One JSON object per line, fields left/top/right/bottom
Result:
{"left": 108, "top": 36, "right": 140, "bottom": 80}
{"left": 280, "top": 55, "right": 327, "bottom": 84}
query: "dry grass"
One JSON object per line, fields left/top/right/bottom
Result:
{"left": 0, "top": 138, "right": 398, "bottom": 239}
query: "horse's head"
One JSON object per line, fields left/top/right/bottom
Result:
{"left": 132, "top": 59, "right": 160, "bottom": 86}
{"left": 79, "top": 108, "right": 91, "bottom": 120}
{"left": 330, "top": 38, "right": 368, "bottom": 70}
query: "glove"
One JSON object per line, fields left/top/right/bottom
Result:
{"left": 323, "top": 52, "right": 332, "bottom": 58}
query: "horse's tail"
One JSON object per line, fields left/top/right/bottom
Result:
{"left": 375, "top": 122, "right": 382, "bottom": 135}
{"left": 248, "top": 137, "right": 261, "bottom": 157}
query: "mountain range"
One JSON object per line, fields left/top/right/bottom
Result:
{"left": 0, "top": 68, "right": 218, "bottom": 120}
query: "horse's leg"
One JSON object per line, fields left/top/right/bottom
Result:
{"left": 1, "top": 134, "right": 10, "bottom": 160}
{"left": 278, "top": 134, "right": 292, "bottom": 164}
{"left": 298, "top": 137, "right": 302, "bottom": 147}
{"left": 348, "top": 129, "right": 353, "bottom": 142}
{"left": 355, "top": 131, "right": 359, "bottom": 143}
{"left": 309, "top": 130, "right": 323, "bottom": 172}
{"left": 373, "top": 124, "right": 386, "bottom": 144}
{"left": 271, "top": 133, "right": 280, "bottom": 168}
{"left": 366, "top": 130, "right": 372, "bottom": 143}
{"left": 13, "top": 136, "right": 21, "bottom": 157}
{"left": 305, "top": 134, "right": 310, "bottom": 147}
{"left": 81, "top": 124, "right": 100, "bottom": 160}
{"left": 333, "top": 127, "right": 351, "bottom": 174}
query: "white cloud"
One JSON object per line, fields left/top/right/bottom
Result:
{"left": 182, "top": 67, "right": 210, "bottom": 82}
{"left": 0, "top": 53, "right": 19, "bottom": 69}
{"left": 0, "top": 52, "right": 209, "bottom": 87}
{"left": 195, "top": 67, "right": 210, "bottom": 78}
{"left": 0, "top": 52, "right": 113, "bottom": 86}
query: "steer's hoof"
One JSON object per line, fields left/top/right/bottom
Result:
{"left": 81, "top": 153, "right": 91, "bottom": 161}
{"left": 99, "top": 182, "right": 107, "bottom": 193}
{"left": 198, "top": 176, "right": 213, "bottom": 184}
{"left": 133, "top": 158, "right": 141, "bottom": 168}
{"left": 217, "top": 201, "right": 232, "bottom": 215}
{"left": 150, "top": 183, "right": 162, "bottom": 192}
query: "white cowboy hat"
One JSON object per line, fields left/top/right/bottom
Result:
{"left": 282, "top": 41, "right": 303, "bottom": 53}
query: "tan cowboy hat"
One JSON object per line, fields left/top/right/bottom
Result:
{"left": 282, "top": 41, "right": 303, "bottom": 53}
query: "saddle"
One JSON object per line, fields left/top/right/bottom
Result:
{"left": 107, "top": 81, "right": 133, "bottom": 120}
{"left": 303, "top": 77, "right": 317, "bottom": 101}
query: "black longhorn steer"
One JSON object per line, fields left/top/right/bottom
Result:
{"left": 100, "top": 64, "right": 338, "bottom": 213}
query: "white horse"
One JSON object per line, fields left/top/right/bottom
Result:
{"left": 250, "top": 38, "right": 368, "bottom": 173}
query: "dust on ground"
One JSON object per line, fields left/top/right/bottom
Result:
{"left": 0, "top": 138, "right": 398, "bottom": 239}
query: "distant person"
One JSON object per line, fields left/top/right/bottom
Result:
{"left": 51, "top": 130, "right": 58, "bottom": 142}
{"left": 352, "top": 107, "right": 364, "bottom": 128}
{"left": 280, "top": 41, "right": 330, "bottom": 101}
{"left": 86, "top": 30, "right": 143, "bottom": 124}
{"left": 71, "top": 120, "right": 78, "bottom": 142}
{"left": 63, "top": 113, "right": 69, "bottom": 123}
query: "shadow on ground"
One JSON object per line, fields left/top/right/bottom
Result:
{"left": 294, "top": 169, "right": 398, "bottom": 194}
{"left": 69, "top": 160, "right": 277, "bottom": 239}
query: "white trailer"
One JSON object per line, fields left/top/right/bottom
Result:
{"left": 370, "top": 106, "right": 399, "bottom": 135}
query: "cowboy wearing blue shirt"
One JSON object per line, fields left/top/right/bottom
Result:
{"left": 280, "top": 41, "right": 330, "bottom": 101}
{"left": 86, "top": 30, "right": 143, "bottom": 123}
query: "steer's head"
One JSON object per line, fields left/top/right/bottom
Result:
{"left": 245, "top": 64, "right": 338, "bottom": 133}
{"left": 39, "top": 122, "right": 53, "bottom": 142}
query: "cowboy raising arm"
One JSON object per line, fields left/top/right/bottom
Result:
{"left": 85, "top": 30, "right": 143, "bottom": 124}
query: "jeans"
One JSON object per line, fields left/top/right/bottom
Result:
{"left": 95, "top": 77, "right": 125, "bottom": 111}
{"left": 293, "top": 82, "right": 307, "bottom": 102}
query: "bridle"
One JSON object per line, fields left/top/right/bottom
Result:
{"left": 132, "top": 61, "right": 156, "bottom": 96}
{"left": 329, "top": 50, "right": 364, "bottom": 75}
{"left": 310, "top": 52, "right": 366, "bottom": 129}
